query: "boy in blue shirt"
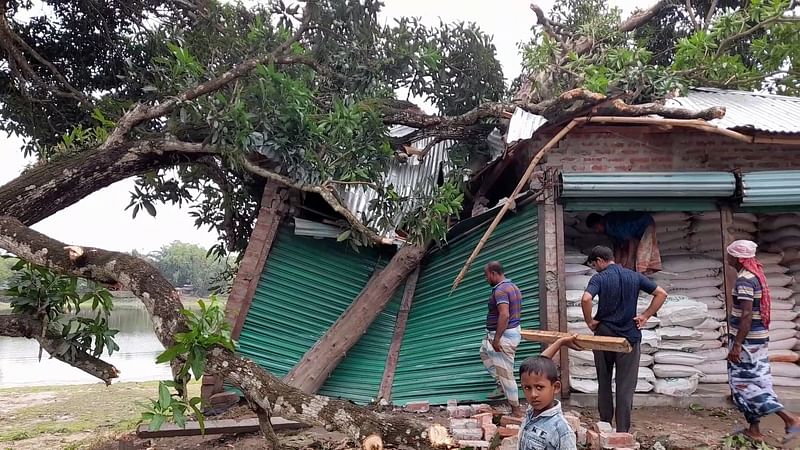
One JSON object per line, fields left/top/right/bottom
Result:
{"left": 517, "top": 336, "right": 580, "bottom": 450}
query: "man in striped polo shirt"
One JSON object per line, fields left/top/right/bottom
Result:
{"left": 480, "top": 261, "right": 524, "bottom": 416}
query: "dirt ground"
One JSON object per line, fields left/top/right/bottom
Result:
{"left": 2, "top": 383, "right": 799, "bottom": 450}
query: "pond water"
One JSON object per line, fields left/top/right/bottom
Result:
{"left": 0, "top": 302, "right": 172, "bottom": 387}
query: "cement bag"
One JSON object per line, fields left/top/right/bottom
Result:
{"left": 654, "top": 351, "right": 705, "bottom": 366}
{"left": 653, "top": 364, "right": 703, "bottom": 378}
{"left": 765, "top": 237, "right": 800, "bottom": 252}
{"left": 764, "top": 265, "right": 790, "bottom": 275}
{"left": 689, "top": 241, "right": 723, "bottom": 254}
{"left": 700, "top": 329, "right": 722, "bottom": 340}
{"left": 696, "top": 347, "right": 728, "bottom": 362}
{"left": 733, "top": 213, "right": 758, "bottom": 223}
{"left": 640, "top": 354, "right": 655, "bottom": 366}
{"left": 566, "top": 264, "right": 593, "bottom": 275}
{"left": 759, "top": 214, "right": 800, "bottom": 231}
{"left": 782, "top": 248, "right": 800, "bottom": 264}
{"left": 568, "top": 322, "right": 592, "bottom": 335}
{"left": 770, "top": 287, "right": 794, "bottom": 301}
{"left": 652, "top": 268, "right": 720, "bottom": 281}
{"left": 695, "top": 298, "right": 724, "bottom": 310}
{"left": 771, "top": 320, "right": 798, "bottom": 330}
{"left": 700, "top": 374, "right": 729, "bottom": 384}
{"left": 770, "top": 362, "right": 800, "bottom": 378}
{"left": 566, "top": 275, "right": 593, "bottom": 291}
{"left": 611, "top": 380, "right": 654, "bottom": 393}
{"left": 767, "top": 273, "right": 795, "bottom": 287}
{"left": 654, "top": 212, "right": 690, "bottom": 222}
{"left": 770, "top": 338, "right": 798, "bottom": 350}
{"left": 698, "top": 340, "right": 724, "bottom": 350}
{"left": 708, "top": 309, "right": 727, "bottom": 321}
{"left": 760, "top": 225, "right": 800, "bottom": 243}
{"left": 769, "top": 350, "right": 800, "bottom": 363}
{"left": 658, "top": 301, "right": 708, "bottom": 327}
{"left": 657, "top": 221, "right": 690, "bottom": 234}
{"left": 567, "top": 306, "right": 596, "bottom": 321}
{"left": 773, "top": 376, "right": 800, "bottom": 387}
{"left": 566, "top": 253, "right": 587, "bottom": 264}
{"left": 566, "top": 290, "right": 585, "bottom": 306}
{"left": 570, "top": 365, "right": 598, "bottom": 379}
{"left": 659, "top": 229, "right": 690, "bottom": 243}
{"left": 757, "top": 252, "right": 785, "bottom": 265}
{"left": 695, "top": 318, "right": 724, "bottom": 330}
{"left": 697, "top": 360, "right": 727, "bottom": 375}
{"left": 658, "top": 327, "right": 703, "bottom": 340}
{"left": 570, "top": 378, "right": 598, "bottom": 393}
{"left": 654, "top": 376, "right": 699, "bottom": 397}
{"left": 662, "top": 277, "right": 722, "bottom": 290}
{"left": 661, "top": 255, "right": 722, "bottom": 272}
{"left": 659, "top": 340, "right": 706, "bottom": 352}
{"left": 641, "top": 316, "right": 661, "bottom": 330}
{"left": 773, "top": 309, "right": 799, "bottom": 321}
{"left": 773, "top": 300, "right": 795, "bottom": 310}
{"left": 772, "top": 329, "right": 798, "bottom": 341}
{"left": 731, "top": 221, "right": 759, "bottom": 233}
{"left": 671, "top": 286, "right": 723, "bottom": 298}
{"left": 571, "top": 350, "right": 595, "bottom": 365}
{"left": 641, "top": 330, "right": 660, "bottom": 354}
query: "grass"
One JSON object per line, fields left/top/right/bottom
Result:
{"left": 0, "top": 381, "right": 201, "bottom": 449}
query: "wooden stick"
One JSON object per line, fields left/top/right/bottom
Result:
{"left": 450, "top": 119, "right": 581, "bottom": 291}
{"left": 521, "top": 329, "right": 632, "bottom": 353}
{"left": 378, "top": 267, "right": 420, "bottom": 402}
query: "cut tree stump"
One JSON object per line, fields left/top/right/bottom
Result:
{"left": 521, "top": 329, "right": 632, "bottom": 353}
{"left": 136, "top": 417, "right": 308, "bottom": 438}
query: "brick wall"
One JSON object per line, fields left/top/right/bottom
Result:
{"left": 520, "top": 129, "right": 800, "bottom": 173}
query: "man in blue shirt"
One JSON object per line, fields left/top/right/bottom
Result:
{"left": 587, "top": 212, "right": 662, "bottom": 274}
{"left": 580, "top": 246, "right": 667, "bottom": 433}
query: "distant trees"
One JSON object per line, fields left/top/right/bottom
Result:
{"left": 143, "top": 242, "right": 233, "bottom": 296}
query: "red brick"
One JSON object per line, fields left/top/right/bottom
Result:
{"left": 482, "top": 423, "right": 497, "bottom": 440}
{"left": 404, "top": 401, "right": 429, "bottom": 413}
{"left": 599, "top": 432, "right": 636, "bottom": 449}
{"left": 499, "top": 437, "right": 518, "bottom": 450}
{"left": 451, "top": 428, "right": 484, "bottom": 440}
{"left": 564, "top": 414, "right": 581, "bottom": 432}
{"left": 472, "top": 412, "right": 493, "bottom": 427}
{"left": 500, "top": 416, "right": 522, "bottom": 427}
{"left": 497, "top": 426, "right": 518, "bottom": 438}
{"left": 471, "top": 404, "right": 493, "bottom": 414}
{"left": 587, "top": 430, "right": 601, "bottom": 450}
{"left": 457, "top": 440, "right": 490, "bottom": 449}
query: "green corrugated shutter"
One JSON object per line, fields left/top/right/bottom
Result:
{"left": 740, "top": 170, "right": 800, "bottom": 211}
{"left": 237, "top": 228, "right": 399, "bottom": 403}
{"left": 390, "top": 206, "right": 540, "bottom": 405}
{"left": 560, "top": 172, "right": 735, "bottom": 212}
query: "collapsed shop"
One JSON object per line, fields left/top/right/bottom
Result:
{"left": 513, "top": 88, "right": 800, "bottom": 398}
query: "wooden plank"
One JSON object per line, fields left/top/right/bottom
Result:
{"left": 521, "top": 329, "right": 632, "bottom": 353}
{"left": 554, "top": 201, "right": 571, "bottom": 398}
{"left": 136, "top": 417, "right": 307, "bottom": 439}
{"left": 378, "top": 267, "right": 420, "bottom": 402}
{"left": 720, "top": 207, "right": 734, "bottom": 337}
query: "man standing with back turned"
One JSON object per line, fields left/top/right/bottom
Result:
{"left": 581, "top": 246, "right": 667, "bottom": 432}
{"left": 481, "top": 261, "right": 524, "bottom": 417}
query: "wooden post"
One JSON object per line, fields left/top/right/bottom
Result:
{"left": 538, "top": 204, "right": 549, "bottom": 330}
{"left": 554, "top": 202, "right": 571, "bottom": 398}
{"left": 720, "top": 207, "right": 735, "bottom": 334}
{"left": 224, "top": 181, "right": 287, "bottom": 341}
{"left": 378, "top": 267, "right": 420, "bottom": 402}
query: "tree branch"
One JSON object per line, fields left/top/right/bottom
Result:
{"left": 239, "top": 159, "right": 389, "bottom": 245}
{"left": 704, "top": 0, "right": 720, "bottom": 31}
{"left": 100, "top": 1, "right": 317, "bottom": 149}
{"left": 716, "top": 13, "right": 796, "bottom": 56}
{"left": 619, "top": 0, "right": 672, "bottom": 32}
{"left": 0, "top": 314, "right": 120, "bottom": 384}
{"left": 685, "top": 0, "right": 700, "bottom": 32}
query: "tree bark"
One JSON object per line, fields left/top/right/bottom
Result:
{"left": 0, "top": 140, "right": 214, "bottom": 226}
{"left": 0, "top": 217, "right": 450, "bottom": 449}
{"left": 285, "top": 243, "right": 427, "bottom": 394}
{"left": 0, "top": 314, "right": 120, "bottom": 384}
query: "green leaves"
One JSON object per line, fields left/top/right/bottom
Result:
{"left": 140, "top": 381, "right": 206, "bottom": 433}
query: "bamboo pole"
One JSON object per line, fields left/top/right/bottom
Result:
{"left": 449, "top": 113, "right": 777, "bottom": 291}
{"left": 450, "top": 119, "right": 581, "bottom": 291}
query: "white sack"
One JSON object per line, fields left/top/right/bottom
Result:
{"left": 654, "top": 351, "right": 705, "bottom": 366}
{"left": 770, "top": 362, "right": 800, "bottom": 378}
{"left": 700, "top": 374, "right": 729, "bottom": 384}
{"left": 696, "top": 347, "right": 728, "bottom": 362}
{"left": 653, "top": 376, "right": 699, "bottom": 397}
{"left": 697, "top": 360, "right": 727, "bottom": 375}
{"left": 657, "top": 327, "right": 703, "bottom": 340}
{"left": 566, "top": 275, "right": 593, "bottom": 291}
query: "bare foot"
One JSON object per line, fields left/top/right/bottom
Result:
{"left": 742, "top": 430, "right": 766, "bottom": 442}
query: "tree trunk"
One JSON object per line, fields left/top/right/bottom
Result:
{"left": 285, "top": 243, "right": 427, "bottom": 394}
{"left": 0, "top": 140, "right": 214, "bottom": 225}
{"left": 0, "top": 217, "right": 450, "bottom": 449}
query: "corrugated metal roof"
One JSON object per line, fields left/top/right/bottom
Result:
{"left": 666, "top": 88, "right": 800, "bottom": 135}
{"left": 390, "top": 206, "right": 541, "bottom": 405}
{"left": 339, "top": 126, "right": 454, "bottom": 241}
{"left": 560, "top": 172, "right": 736, "bottom": 198}
{"left": 741, "top": 170, "right": 800, "bottom": 207}
{"left": 507, "top": 107, "right": 548, "bottom": 144}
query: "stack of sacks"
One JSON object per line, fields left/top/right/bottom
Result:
{"left": 731, "top": 213, "right": 759, "bottom": 241}
{"left": 650, "top": 297, "right": 708, "bottom": 394}
{"left": 757, "top": 213, "right": 800, "bottom": 386}
{"left": 653, "top": 212, "right": 692, "bottom": 257}
{"left": 688, "top": 213, "right": 724, "bottom": 257}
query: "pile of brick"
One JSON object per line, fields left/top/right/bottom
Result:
{"left": 563, "top": 411, "right": 639, "bottom": 450}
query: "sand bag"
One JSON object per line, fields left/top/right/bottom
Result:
{"left": 661, "top": 255, "right": 722, "bottom": 272}
{"left": 658, "top": 327, "right": 703, "bottom": 340}
{"left": 657, "top": 301, "right": 708, "bottom": 328}
{"left": 670, "top": 286, "right": 723, "bottom": 298}
{"left": 770, "top": 338, "right": 798, "bottom": 350}
{"left": 770, "top": 362, "right": 800, "bottom": 378}
{"left": 773, "top": 376, "right": 800, "bottom": 387}
{"left": 659, "top": 340, "right": 706, "bottom": 352}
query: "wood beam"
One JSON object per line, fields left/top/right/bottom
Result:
{"left": 554, "top": 201, "right": 570, "bottom": 398}
{"left": 720, "top": 207, "right": 735, "bottom": 334}
{"left": 378, "top": 267, "right": 421, "bottom": 402}
{"left": 135, "top": 417, "right": 307, "bottom": 438}
{"left": 521, "top": 330, "right": 633, "bottom": 353}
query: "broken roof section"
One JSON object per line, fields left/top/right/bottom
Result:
{"left": 337, "top": 125, "right": 454, "bottom": 243}
{"left": 666, "top": 87, "right": 800, "bottom": 135}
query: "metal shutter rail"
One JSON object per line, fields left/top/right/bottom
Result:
{"left": 741, "top": 171, "right": 800, "bottom": 208}
{"left": 390, "top": 206, "right": 541, "bottom": 405}
{"left": 560, "top": 172, "right": 736, "bottom": 198}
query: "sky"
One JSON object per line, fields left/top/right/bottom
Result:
{"left": 0, "top": 0, "right": 654, "bottom": 254}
